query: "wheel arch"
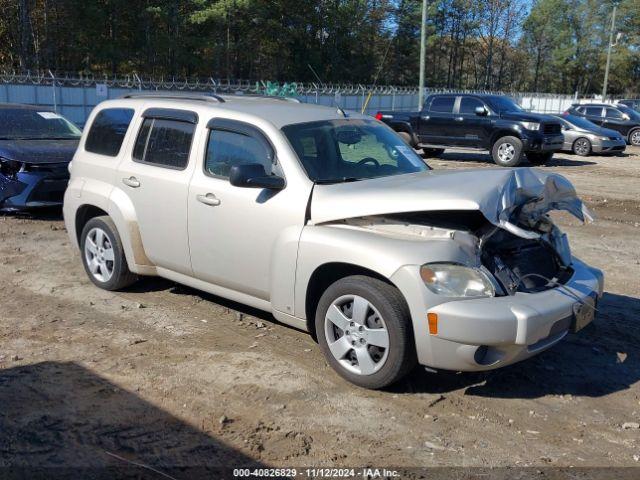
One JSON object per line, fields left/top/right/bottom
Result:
{"left": 490, "top": 129, "right": 522, "bottom": 146}
{"left": 304, "top": 262, "right": 398, "bottom": 341}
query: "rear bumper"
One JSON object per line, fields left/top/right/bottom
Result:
{"left": 392, "top": 258, "right": 604, "bottom": 372}
{"left": 522, "top": 133, "right": 564, "bottom": 152}
{"left": 0, "top": 171, "right": 69, "bottom": 210}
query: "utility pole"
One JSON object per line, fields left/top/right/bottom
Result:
{"left": 418, "top": 0, "right": 427, "bottom": 109}
{"left": 602, "top": 4, "right": 617, "bottom": 100}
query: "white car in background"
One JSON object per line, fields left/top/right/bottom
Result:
{"left": 63, "top": 93, "right": 603, "bottom": 389}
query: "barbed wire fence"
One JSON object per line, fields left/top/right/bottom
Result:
{"left": 0, "top": 70, "right": 634, "bottom": 124}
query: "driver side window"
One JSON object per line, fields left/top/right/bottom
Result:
{"left": 205, "top": 127, "right": 274, "bottom": 179}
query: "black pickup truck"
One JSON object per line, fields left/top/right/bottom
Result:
{"left": 375, "top": 93, "right": 564, "bottom": 167}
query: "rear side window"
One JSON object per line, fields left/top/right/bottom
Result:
{"left": 205, "top": 129, "right": 273, "bottom": 178}
{"left": 133, "top": 118, "right": 195, "bottom": 169}
{"left": 429, "top": 96, "right": 455, "bottom": 113}
{"left": 585, "top": 106, "right": 603, "bottom": 117}
{"left": 460, "top": 97, "right": 484, "bottom": 114}
{"left": 85, "top": 108, "right": 135, "bottom": 157}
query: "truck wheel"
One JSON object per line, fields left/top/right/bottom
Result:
{"left": 397, "top": 132, "right": 414, "bottom": 147}
{"left": 528, "top": 152, "right": 554, "bottom": 164}
{"left": 572, "top": 138, "right": 591, "bottom": 156}
{"left": 421, "top": 148, "right": 445, "bottom": 158}
{"left": 315, "top": 275, "right": 416, "bottom": 389}
{"left": 629, "top": 129, "right": 640, "bottom": 146}
{"left": 80, "top": 216, "right": 138, "bottom": 291}
{"left": 491, "top": 136, "right": 523, "bottom": 167}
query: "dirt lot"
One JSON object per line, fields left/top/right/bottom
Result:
{"left": 1, "top": 147, "right": 639, "bottom": 475}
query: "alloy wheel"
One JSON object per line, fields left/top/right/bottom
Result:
{"left": 324, "top": 295, "right": 390, "bottom": 376}
{"left": 497, "top": 143, "right": 515, "bottom": 162}
{"left": 574, "top": 138, "right": 590, "bottom": 155}
{"left": 631, "top": 130, "right": 640, "bottom": 146}
{"left": 84, "top": 227, "right": 115, "bottom": 283}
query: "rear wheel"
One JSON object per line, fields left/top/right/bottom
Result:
{"left": 629, "top": 129, "right": 640, "bottom": 146}
{"left": 491, "top": 136, "right": 523, "bottom": 167}
{"left": 572, "top": 137, "right": 592, "bottom": 156}
{"left": 397, "top": 131, "right": 415, "bottom": 147}
{"left": 315, "top": 275, "right": 416, "bottom": 389}
{"left": 80, "top": 216, "right": 137, "bottom": 291}
{"left": 528, "top": 152, "right": 554, "bottom": 164}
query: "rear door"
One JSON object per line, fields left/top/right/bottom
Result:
{"left": 583, "top": 106, "right": 605, "bottom": 126}
{"left": 116, "top": 108, "right": 199, "bottom": 275}
{"left": 417, "top": 96, "right": 456, "bottom": 145}
{"left": 603, "top": 107, "right": 629, "bottom": 136}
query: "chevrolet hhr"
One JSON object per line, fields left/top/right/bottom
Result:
{"left": 63, "top": 94, "right": 604, "bottom": 389}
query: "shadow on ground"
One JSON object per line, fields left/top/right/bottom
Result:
{"left": 431, "top": 151, "right": 597, "bottom": 167}
{"left": 392, "top": 291, "right": 640, "bottom": 398}
{"left": 0, "top": 361, "right": 270, "bottom": 479}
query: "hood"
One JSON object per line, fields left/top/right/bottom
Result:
{"left": 579, "top": 125, "right": 621, "bottom": 138}
{"left": 499, "top": 111, "right": 557, "bottom": 123}
{"left": 0, "top": 139, "right": 79, "bottom": 164}
{"left": 311, "top": 169, "right": 593, "bottom": 240}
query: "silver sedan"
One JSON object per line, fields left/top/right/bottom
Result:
{"left": 553, "top": 114, "right": 626, "bottom": 156}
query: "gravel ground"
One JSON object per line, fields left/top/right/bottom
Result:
{"left": 1, "top": 146, "right": 639, "bottom": 474}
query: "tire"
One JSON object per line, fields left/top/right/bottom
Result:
{"left": 80, "top": 216, "right": 137, "bottom": 291}
{"left": 397, "top": 131, "right": 415, "bottom": 147}
{"left": 315, "top": 275, "right": 416, "bottom": 389}
{"left": 572, "top": 137, "right": 592, "bottom": 156}
{"left": 528, "top": 152, "right": 554, "bottom": 164}
{"left": 629, "top": 128, "right": 640, "bottom": 147}
{"left": 421, "top": 148, "right": 445, "bottom": 158}
{"left": 491, "top": 136, "right": 524, "bottom": 167}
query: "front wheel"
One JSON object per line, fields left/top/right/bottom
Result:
{"left": 80, "top": 216, "right": 138, "bottom": 291}
{"left": 629, "top": 129, "right": 640, "bottom": 146}
{"left": 491, "top": 136, "right": 524, "bottom": 167}
{"left": 572, "top": 137, "right": 592, "bottom": 156}
{"left": 315, "top": 275, "right": 416, "bottom": 389}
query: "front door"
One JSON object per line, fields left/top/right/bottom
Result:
{"left": 603, "top": 107, "right": 630, "bottom": 136}
{"left": 116, "top": 110, "right": 199, "bottom": 275}
{"left": 452, "top": 97, "right": 492, "bottom": 148}
{"left": 187, "top": 119, "right": 306, "bottom": 301}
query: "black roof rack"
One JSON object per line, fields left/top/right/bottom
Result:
{"left": 223, "top": 93, "right": 301, "bottom": 103}
{"left": 121, "top": 92, "right": 226, "bottom": 103}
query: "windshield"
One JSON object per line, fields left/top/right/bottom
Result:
{"left": 282, "top": 119, "right": 429, "bottom": 184}
{"left": 560, "top": 114, "right": 600, "bottom": 130}
{"left": 618, "top": 105, "right": 640, "bottom": 120}
{"left": 485, "top": 96, "right": 523, "bottom": 113}
{"left": 0, "top": 109, "right": 82, "bottom": 140}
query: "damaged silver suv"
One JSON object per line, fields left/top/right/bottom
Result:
{"left": 64, "top": 93, "right": 604, "bottom": 389}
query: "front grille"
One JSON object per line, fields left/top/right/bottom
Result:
{"left": 542, "top": 123, "right": 562, "bottom": 135}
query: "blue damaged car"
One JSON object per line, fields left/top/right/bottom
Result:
{"left": 0, "top": 104, "right": 81, "bottom": 211}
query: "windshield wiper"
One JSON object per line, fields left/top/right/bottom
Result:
{"left": 314, "top": 177, "right": 362, "bottom": 185}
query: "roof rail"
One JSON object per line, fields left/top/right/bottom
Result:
{"left": 223, "top": 93, "right": 301, "bottom": 103}
{"left": 121, "top": 92, "right": 226, "bottom": 103}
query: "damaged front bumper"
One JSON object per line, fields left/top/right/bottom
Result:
{"left": 392, "top": 258, "right": 604, "bottom": 372}
{"left": 0, "top": 168, "right": 69, "bottom": 210}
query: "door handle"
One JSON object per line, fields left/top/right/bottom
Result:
{"left": 454, "top": 116, "right": 464, "bottom": 122}
{"left": 196, "top": 193, "right": 221, "bottom": 206}
{"left": 122, "top": 176, "right": 140, "bottom": 188}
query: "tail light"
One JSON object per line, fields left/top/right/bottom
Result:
{"left": 374, "top": 112, "right": 383, "bottom": 121}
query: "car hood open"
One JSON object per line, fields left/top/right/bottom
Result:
{"left": 311, "top": 168, "right": 593, "bottom": 239}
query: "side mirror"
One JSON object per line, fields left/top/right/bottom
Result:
{"left": 475, "top": 106, "right": 488, "bottom": 116}
{"left": 229, "top": 163, "right": 285, "bottom": 190}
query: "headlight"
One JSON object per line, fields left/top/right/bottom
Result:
{"left": 0, "top": 158, "right": 23, "bottom": 179}
{"left": 597, "top": 136, "right": 609, "bottom": 141}
{"left": 420, "top": 263, "right": 495, "bottom": 298}
{"left": 521, "top": 122, "right": 540, "bottom": 131}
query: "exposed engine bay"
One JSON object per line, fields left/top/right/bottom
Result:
{"left": 336, "top": 210, "right": 576, "bottom": 296}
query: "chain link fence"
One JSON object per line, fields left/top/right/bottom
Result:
{"left": 0, "top": 70, "right": 631, "bottom": 125}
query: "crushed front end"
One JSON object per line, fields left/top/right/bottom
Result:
{"left": 0, "top": 159, "right": 70, "bottom": 211}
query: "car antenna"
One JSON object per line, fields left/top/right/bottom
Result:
{"left": 308, "top": 63, "right": 347, "bottom": 117}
